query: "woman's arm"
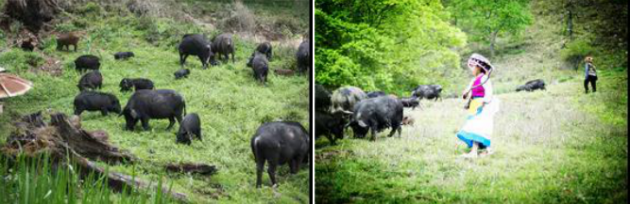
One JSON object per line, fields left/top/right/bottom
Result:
{"left": 462, "top": 77, "right": 476, "bottom": 99}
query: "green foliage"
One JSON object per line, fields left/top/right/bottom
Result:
{"left": 133, "top": 17, "right": 205, "bottom": 48}
{"left": 316, "top": 0, "right": 466, "bottom": 95}
{"left": 561, "top": 38, "right": 594, "bottom": 60}
{"left": 560, "top": 38, "right": 595, "bottom": 70}
{"left": 76, "top": 2, "right": 102, "bottom": 16}
{"left": 447, "top": 0, "right": 533, "bottom": 56}
{"left": 0, "top": 49, "right": 44, "bottom": 72}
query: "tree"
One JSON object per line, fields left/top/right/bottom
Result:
{"left": 535, "top": 0, "right": 628, "bottom": 68}
{"left": 315, "top": 0, "right": 466, "bottom": 94}
{"left": 447, "top": 0, "right": 533, "bottom": 57}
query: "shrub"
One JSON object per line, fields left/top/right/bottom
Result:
{"left": 560, "top": 38, "right": 595, "bottom": 70}
{"left": 0, "top": 49, "right": 44, "bottom": 72}
{"left": 76, "top": 2, "right": 101, "bottom": 16}
{"left": 220, "top": 1, "right": 255, "bottom": 33}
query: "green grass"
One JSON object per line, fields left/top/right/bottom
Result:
{"left": 0, "top": 2, "right": 310, "bottom": 203}
{"left": 315, "top": 75, "right": 627, "bottom": 203}
{"left": 0, "top": 154, "right": 172, "bottom": 204}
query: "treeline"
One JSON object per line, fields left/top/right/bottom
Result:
{"left": 315, "top": 0, "right": 466, "bottom": 95}
{"left": 534, "top": 0, "right": 628, "bottom": 70}
{"left": 316, "top": 0, "right": 627, "bottom": 95}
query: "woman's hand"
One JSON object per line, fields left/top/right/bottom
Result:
{"left": 462, "top": 90, "right": 469, "bottom": 100}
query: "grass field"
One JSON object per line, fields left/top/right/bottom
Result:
{"left": 0, "top": 1, "right": 310, "bottom": 203}
{"left": 315, "top": 70, "right": 627, "bottom": 203}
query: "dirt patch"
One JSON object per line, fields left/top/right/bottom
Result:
{"left": 31, "top": 56, "right": 63, "bottom": 76}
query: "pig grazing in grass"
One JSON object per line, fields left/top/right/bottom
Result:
{"left": 175, "top": 113, "right": 202, "bottom": 145}
{"left": 178, "top": 34, "right": 217, "bottom": 69}
{"left": 75, "top": 55, "right": 101, "bottom": 73}
{"left": 251, "top": 121, "right": 309, "bottom": 188}
{"left": 74, "top": 91, "right": 121, "bottom": 116}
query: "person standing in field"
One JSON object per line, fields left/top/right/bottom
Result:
{"left": 584, "top": 56, "right": 597, "bottom": 94}
{"left": 457, "top": 53, "right": 500, "bottom": 158}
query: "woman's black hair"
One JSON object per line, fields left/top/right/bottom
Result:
{"left": 478, "top": 61, "right": 491, "bottom": 74}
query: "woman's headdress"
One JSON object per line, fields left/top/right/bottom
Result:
{"left": 467, "top": 53, "right": 494, "bottom": 73}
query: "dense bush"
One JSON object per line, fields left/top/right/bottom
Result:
{"left": 560, "top": 38, "right": 595, "bottom": 70}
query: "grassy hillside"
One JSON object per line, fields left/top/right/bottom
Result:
{"left": 0, "top": 1, "right": 310, "bottom": 203}
{"left": 315, "top": 73, "right": 627, "bottom": 203}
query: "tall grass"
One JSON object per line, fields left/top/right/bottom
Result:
{"left": 0, "top": 154, "right": 172, "bottom": 203}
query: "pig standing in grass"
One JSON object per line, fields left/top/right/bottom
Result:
{"left": 75, "top": 55, "right": 101, "bottom": 73}
{"left": 315, "top": 111, "right": 346, "bottom": 145}
{"left": 57, "top": 32, "right": 81, "bottom": 51}
{"left": 77, "top": 70, "right": 102, "bottom": 92}
{"left": 121, "top": 89, "right": 186, "bottom": 131}
{"left": 411, "top": 84, "right": 442, "bottom": 101}
{"left": 247, "top": 42, "right": 272, "bottom": 67}
{"left": 178, "top": 34, "right": 217, "bottom": 69}
{"left": 74, "top": 91, "right": 121, "bottom": 116}
{"left": 296, "top": 39, "right": 310, "bottom": 74}
{"left": 251, "top": 121, "right": 310, "bottom": 188}
{"left": 400, "top": 96, "right": 420, "bottom": 110}
{"left": 330, "top": 86, "right": 367, "bottom": 114}
{"left": 347, "top": 95, "right": 404, "bottom": 141}
{"left": 211, "top": 33, "right": 235, "bottom": 64}
{"left": 251, "top": 51, "right": 269, "bottom": 84}
{"left": 175, "top": 113, "right": 202, "bottom": 145}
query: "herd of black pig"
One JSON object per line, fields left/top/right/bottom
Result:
{"left": 315, "top": 77, "right": 547, "bottom": 144}
{"left": 51, "top": 31, "right": 311, "bottom": 188}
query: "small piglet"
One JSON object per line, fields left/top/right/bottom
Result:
{"left": 174, "top": 69, "right": 190, "bottom": 79}
{"left": 114, "top": 52, "right": 135, "bottom": 60}
{"left": 119, "top": 78, "right": 154, "bottom": 92}
{"left": 78, "top": 71, "right": 102, "bottom": 92}
{"left": 176, "top": 113, "right": 202, "bottom": 145}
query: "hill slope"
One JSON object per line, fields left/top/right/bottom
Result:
{"left": 315, "top": 74, "right": 627, "bottom": 203}
{"left": 0, "top": 1, "right": 310, "bottom": 203}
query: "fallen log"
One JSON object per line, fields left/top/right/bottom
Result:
{"left": 1, "top": 112, "right": 188, "bottom": 202}
{"left": 165, "top": 163, "right": 218, "bottom": 176}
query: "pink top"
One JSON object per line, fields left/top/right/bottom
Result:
{"left": 471, "top": 74, "right": 485, "bottom": 98}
